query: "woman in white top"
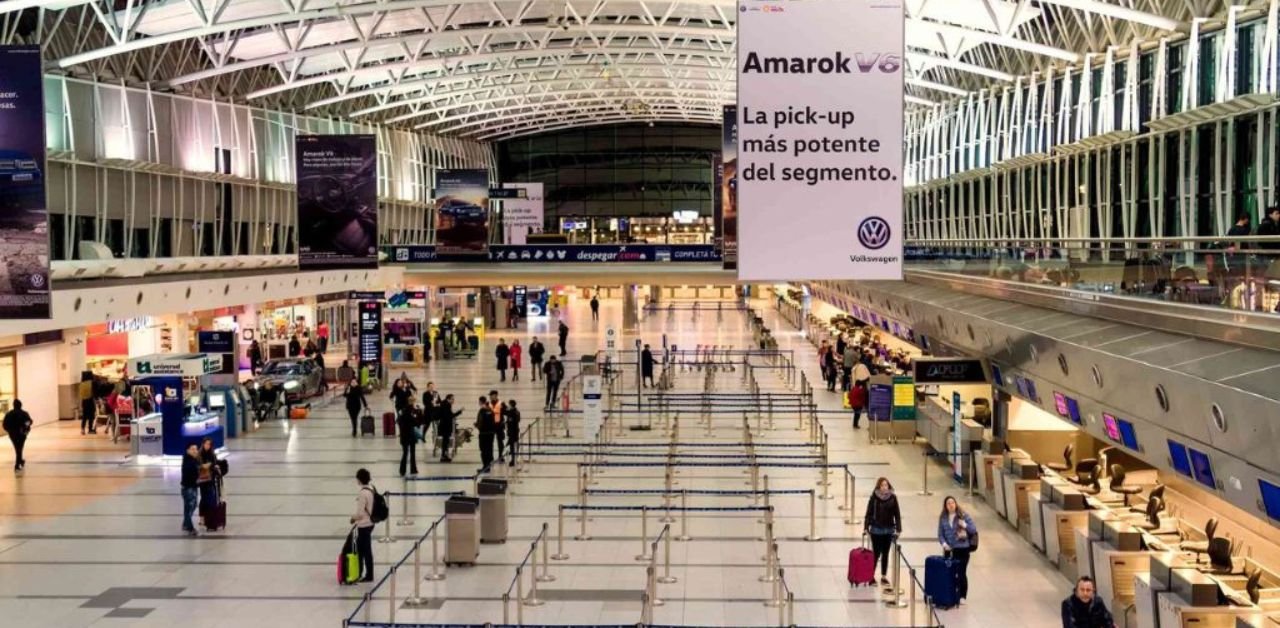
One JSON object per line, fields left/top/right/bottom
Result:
{"left": 350, "top": 468, "right": 376, "bottom": 582}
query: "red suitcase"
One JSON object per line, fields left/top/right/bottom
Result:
{"left": 382, "top": 412, "right": 396, "bottom": 437}
{"left": 848, "top": 536, "right": 877, "bottom": 586}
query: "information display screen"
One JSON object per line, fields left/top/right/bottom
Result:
{"left": 891, "top": 376, "right": 915, "bottom": 420}
{"left": 358, "top": 301, "right": 382, "bottom": 365}
{"left": 1102, "top": 413, "right": 1121, "bottom": 441}
{"left": 868, "top": 383, "right": 892, "bottom": 421}
{"left": 1167, "top": 439, "right": 1193, "bottom": 477}
{"left": 1053, "top": 392, "right": 1069, "bottom": 416}
{"left": 1188, "top": 448, "right": 1216, "bottom": 490}
{"left": 1258, "top": 479, "right": 1280, "bottom": 521}
{"left": 1116, "top": 419, "right": 1139, "bottom": 451}
{"left": 990, "top": 364, "right": 1004, "bottom": 387}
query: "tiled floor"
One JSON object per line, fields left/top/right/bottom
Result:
{"left": 0, "top": 298, "right": 1068, "bottom": 627}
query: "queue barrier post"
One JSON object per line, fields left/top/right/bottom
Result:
{"left": 387, "top": 565, "right": 397, "bottom": 623}
{"left": 764, "top": 562, "right": 785, "bottom": 608}
{"left": 805, "top": 490, "right": 821, "bottom": 541}
{"left": 502, "top": 592, "right": 510, "bottom": 626}
{"left": 552, "top": 506, "right": 570, "bottom": 560}
{"left": 377, "top": 491, "right": 395, "bottom": 543}
{"left": 426, "top": 520, "right": 446, "bottom": 581}
{"left": 523, "top": 543, "right": 545, "bottom": 607}
{"left": 537, "top": 522, "right": 555, "bottom": 582}
{"left": 676, "top": 491, "right": 692, "bottom": 541}
{"left": 759, "top": 523, "right": 777, "bottom": 583}
{"left": 397, "top": 478, "right": 414, "bottom": 526}
{"left": 886, "top": 542, "right": 907, "bottom": 608}
{"left": 636, "top": 506, "right": 652, "bottom": 562}
{"left": 657, "top": 525, "right": 677, "bottom": 584}
{"left": 918, "top": 450, "right": 934, "bottom": 497}
{"left": 403, "top": 540, "right": 429, "bottom": 607}
{"left": 909, "top": 566, "right": 919, "bottom": 625}
{"left": 758, "top": 475, "right": 771, "bottom": 526}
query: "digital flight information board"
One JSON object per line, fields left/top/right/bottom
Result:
{"left": 358, "top": 301, "right": 382, "bottom": 365}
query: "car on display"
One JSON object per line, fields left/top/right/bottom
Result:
{"left": 254, "top": 358, "right": 323, "bottom": 401}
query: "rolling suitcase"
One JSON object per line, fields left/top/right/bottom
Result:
{"left": 289, "top": 406, "right": 309, "bottom": 420}
{"left": 382, "top": 412, "right": 396, "bottom": 437}
{"left": 924, "top": 555, "right": 961, "bottom": 609}
{"left": 360, "top": 413, "right": 376, "bottom": 436}
{"left": 205, "top": 500, "right": 226, "bottom": 531}
{"left": 847, "top": 536, "right": 877, "bottom": 586}
{"left": 338, "top": 527, "right": 359, "bottom": 584}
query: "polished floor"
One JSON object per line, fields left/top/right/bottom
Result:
{"left": 0, "top": 299, "right": 1068, "bottom": 627}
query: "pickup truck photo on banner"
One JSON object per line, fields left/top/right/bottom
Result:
{"left": 736, "top": 0, "right": 904, "bottom": 280}
{"left": 0, "top": 45, "right": 52, "bottom": 319}
{"left": 295, "top": 135, "right": 378, "bottom": 270}
{"left": 434, "top": 169, "right": 490, "bottom": 254}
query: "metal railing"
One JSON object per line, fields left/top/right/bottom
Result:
{"left": 501, "top": 522, "right": 555, "bottom": 626}
{"left": 345, "top": 514, "right": 447, "bottom": 627}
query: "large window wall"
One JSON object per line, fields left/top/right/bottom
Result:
{"left": 497, "top": 124, "right": 718, "bottom": 225}
{"left": 42, "top": 76, "right": 496, "bottom": 260}
{"left": 905, "top": 10, "right": 1279, "bottom": 245}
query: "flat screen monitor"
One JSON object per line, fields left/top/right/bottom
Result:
{"left": 1064, "top": 397, "right": 1082, "bottom": 425}
{"left": 206, "top": 392, "right": 226, "bottom": 408}
{"left": 1102, "top": 413, "right": 1121, "bottom": 441}
{"left": 1116, "top": 419, "right": 1139, "bottom": 450}
{"left": 990, "top": 364, "right": 1004, "bottom": 387}
{"left": 1167, "top": 440, "right": 1193, "bottom": 477}
{"left": 1024, "top": 378, "right": 1039, "bottom": 402}
{"left": 1258, "top": 479, "right": 1280, "bottom": 521}
{"left": 1053, "top": 392, "right": 1069, "bottom": 416}
{"left": 1188, "top": 448, "right": 1216, "bottom": 490}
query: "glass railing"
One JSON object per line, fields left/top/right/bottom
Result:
{"left": 905, "top": 237, "right": 1280, "bottom": 317}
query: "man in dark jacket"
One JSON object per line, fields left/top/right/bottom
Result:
{"left": 3, "top": 400, "right": 33, "bottom": 471}
{"left": 590, "top": 295, "right": 600, "bottom": 320}
{"left": 504, "top": 400, "right": 522, "bottom": 466}
{"left": 436, "top": 394, "right": 461, "bottom": 462}
{"left": 1061, "top": 576, "right": 1115, "bottom": 628}
{"left": 543, "top": 356, "right": 565, "bottom": 410}
{"left": 1258, "top": 206, "right": 1280, "bottom": 250}
{"left": 181, "top": 443, "right": 201, "bottom": 536}
{"left": 528, "top": 338, "right": 546, "bottom": 381}
{"left": 495, "top": 339, "right": 510, "bottom": 381}
{"left": 397, "top": 406, "right": 419, "bottom": 477}
{"left": 640, "top": 345, "right": 655, "bottom": 388}
{"left": 475, "top": 397, "right": 497, "bottom": 472}
{"left": 557, "top": 321, "right": 569, "bottom": 356}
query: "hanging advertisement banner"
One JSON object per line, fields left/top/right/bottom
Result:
{"left": 736, "top": 0, "right": 904, "bottom": 280}
{"left": 434, "top": 169, "right": 490, "bottom": 254}
{"left": 0, "top": 45, "right": 52, "bottom": 318}
{"left": 500, "top": 182, "right": 544, "bottom": 245}
{"left": 711, "top": 154, "right": 723, "bottom": 254}
{"left": 720, "top": 105, "right": 738, "bottom": 270}
{"left": 295, "top": 135, "right": 379, "bottom": 270}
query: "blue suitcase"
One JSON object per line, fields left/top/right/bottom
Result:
{"left": 924, "top": 555, "right": 960, "bottom": 609}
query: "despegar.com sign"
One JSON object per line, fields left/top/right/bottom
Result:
{"left": 736, "top": 0, "right": 904, "bottom": 281}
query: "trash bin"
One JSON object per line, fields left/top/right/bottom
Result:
{"left": 478, "top": 478, "right": 509, "bottom": 544}
{"left": 445, "top": 495, "right": 481, "bottom": 566}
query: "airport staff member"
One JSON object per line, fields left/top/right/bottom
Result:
{"left": 1061, "top": 576, "right": 1115, "bottom": 628}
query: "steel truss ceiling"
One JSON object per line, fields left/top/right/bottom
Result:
{"left": 1, "top": 0, "right": 1214, "bottom": 140}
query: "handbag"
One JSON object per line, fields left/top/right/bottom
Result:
{"left": 967, "top": 530, "right": 979, "bottom": 552}
{"left": 197, "top": 463, "right": 213, "bottom": 483}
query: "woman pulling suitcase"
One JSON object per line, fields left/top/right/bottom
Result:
{"left": 932, "top": 495, "right": 978, "bottom": 608}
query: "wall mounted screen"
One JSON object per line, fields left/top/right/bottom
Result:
{"left": 1102, "top": 413, "right": 1121, "bottom": 441}
{"left": 990, "top": 364, "right": 1004, "bottom": 387}
{"left": 1116, "top": 418, "right": 1139, "bottom": 451}
{"left": 1258, "top": 479, "right": 1280, "bottom": 522}
{"left": 1188, "top": 448, "right": 1216, "bottom": 490}
{"left": 1167, "top": 439, "right": 1192, "bottom": 478}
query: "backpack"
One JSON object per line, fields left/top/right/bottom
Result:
{"left": 366, "top": 487, "right": 389, "bottom": 523}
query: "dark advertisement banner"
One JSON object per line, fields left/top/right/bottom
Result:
{"left": 868, "top": 382, "right": 892, "bottom": 422}
{"left": 389, "top": 244, "right": 721, "bottom": 264}
{"left": 434, "top": 169, "right": 490, "bottom": 254}
{"left": 721, "top": 105, "right": 738, "bottom": 271}
{"left": 913, "top": 358, "right": 988, "bottom": 384}
{"left": 196, "top": 331, "right": 235, "bottom": 354}
{"left": 0, "top": 45, "right": 51, "bottom": 318}
{"left": 712, "top": 153, "right": 723, "bottom": 254}
{"left": 357, "top": 301, "right": 382, "bottom": 366}
{"left": 295, "top": 135, "right": 378, "bottom": 270}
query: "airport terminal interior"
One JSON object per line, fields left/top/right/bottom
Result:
{"left": 0, "top": 1, "right": 1279, "bottom": 627}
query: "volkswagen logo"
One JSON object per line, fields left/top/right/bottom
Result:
{"left": 857, "top": 217, "right": 891, "bottom": 250}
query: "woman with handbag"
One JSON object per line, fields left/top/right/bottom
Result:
{"left": 937, "top": 495, "right": 978, "bottom": 606}
{"left": 197, "top": 437, "right": 221, "bottom": 529}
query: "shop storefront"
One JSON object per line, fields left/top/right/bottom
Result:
{"left": 85, "top": 316, "right": 175, "bottom": 381}
{"left": 256, "top": 298, "right": 315, "bottom": 360}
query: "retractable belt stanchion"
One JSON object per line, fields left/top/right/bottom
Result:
{"left": 676, "top": 490, "right": 692, "bottom": 541}
{"left": 387, "top": 565, "right": 397, "bottom": 623}
{"left": 377, "top": 491, "right": 395, "bottom": 543}
{"left": 843, "top": 468, "right": 860, "bottom": 525}
{"left": 537, "top": 522, "right": 555, "bottom": 583}
{"left": 909, "top": 565, "right": 919, "bottom": 625}
{"left": 636, "top": 506, "right": 652, "bottom": 562}
{"left": 397, "top": 478, "right": 414, "bottom": 526}
{"left": 918, "top": 449, "right": 934, "bottom": 496}
{"left": 886, "top": 542, "right": 907, "bottom": 608}
{"left": 403, "top": 540, "right": 428, "bottom": 607}
{"left": 552, "top": 506, "right": 570, "bottom": 560}
{"left": 523, "top": 543, "right": 545, "bottom": 607}
{"left": 805, "top": 490, "right": 821, "bottom": 541}
{"left": 427, "top": 520, "right": 445, "bottom": 580}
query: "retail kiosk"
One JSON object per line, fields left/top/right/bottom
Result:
{"left": 127, "top": 353, "right": 226, "bottom": 460}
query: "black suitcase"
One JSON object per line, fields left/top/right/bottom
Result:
{"left": 360, "top": 414, "right": 375, "bottom": 436}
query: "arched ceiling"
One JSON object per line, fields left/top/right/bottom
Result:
{"left": 0, "top": 0, "right": 1224, "bottom": 140}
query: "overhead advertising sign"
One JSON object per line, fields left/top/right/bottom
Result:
{"left": 500, "top": 182, "right": 544, "bottom": 245}
{"left": 129, "top": 353, "right": 222, "bottom": 377}
{"left": 913, "top": 358, "right": 988, "bottom": 384}
{"left": 736, "top": 0, "right": 904, "bottom": 280}
{"left": 357, "top": 301, "right": 382, "bottom": 365}
{"left": 390, "top": 244, "right": 720, "bottom": 263}
{"left": 196, "top": 331, "right": 235, "bottom": 354}
{"left": 720, "top": 105, "right": 738, "bottom": 270}
{"left": 434, "top": 169, "right": 490, "bottom": 254}
{"left": 295, "top": 135, "right": 378, "bottom": 270}
{"left": 712, "top": 154, "right": 723, "bottom": 254}
{"left": 0, "top": 45, "right": 52, "bottom": 319}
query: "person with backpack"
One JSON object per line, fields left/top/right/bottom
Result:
{"left": 937, "top": 495, "right": 978, "bottom": 606}
{"left": 848, "top": 381, "right": 868, "bottom": 429}
{"left": 863, "top": 477, "right": 901, "bottom": 586}
{"left": 344, "top": 382, "right": 368, "bottom": 438}
{"left": 528, "top": 338, "right": 546, "bottom": 382}
{"left": 349, "top": 468, "right": 383, "bottom": 583}
{"left": 504, "top": 400, "right": 522, "bottom": 466}
{"left": 475, "top": 397, "right": 497, "bottom": 473}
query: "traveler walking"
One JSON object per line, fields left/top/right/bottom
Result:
{"left": 421, "top": 382, "right": 440, "bottom": 444}
{"left": 79, "top": 371, "right": 97, "bottom": 435}
{"left": 510, "top": 340, "right": 523, "bottom": 382}
{"left": 389, "top": 378, "right": 414, "bottom": 415}
{"left": 853, "top": 360, "right": 872, "bottom": 388}
{"left": 1061, "top": 576, "right": 1116, "bottom": 628}
{"left": 495, "top": 339, "right": 510, "bottom": 382}
{"left": 848, "top": 381, "right": 868, "bottom": 429}
{"left": 437, "top": 394, "right": 461, "bottom": 463}
{"left": 529, "top": 338, "right": 546, "bottom": 381}
{"left": 180, "top": 443, "right": 200, "bottom": 536}
{"left": 590, "top": 295, "right": 600, "bottom": 320}
{"left": 475, "top": 397, "right": 497, "bottom": 473}
{"left": 557, "top": 320, "right": 569, "bottom": 356}
{"left": 397, "top": 406, "right": 419, "bottom": 477}
{"left": 344, "top": 383, "right": 368, "bottom": 437}
{"left": 937, "top": 496, "right": 978, "bottom": 606}
{"left": 821, "top": 344, "right": 838, "bottom": 392}
{"left": 640, "top": 344, "right": 655, "bottom": 387}
{"left": 863, "top": 477, "right": 901, "bottom": 586}
{"left": 248, "top": 340, "right": 263, "bottom": 375}
{"left": 3, "top": 400, "right": 32, "bottom": 472}
{"left": 350, "top": 468, "right": 377, "bottom": 582}
{"left": 543, "top": 356, "right": 565, "bottom": 410}
{"left": 504, "top": 400, "right": 521, "bottom": 465}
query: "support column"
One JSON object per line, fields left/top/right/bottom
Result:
{"left": 623, "top": 284, "right": 640, "bottom": 332}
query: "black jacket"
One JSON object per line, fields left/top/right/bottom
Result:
{"left": 421, "top": 391, "right": 439, "bottom": 420}
{"left": 3, "top": 408, "right": 32, "bottom": 436}
{"left": 544, "top": 361, "right": 565, "bottom": 383}
{"left": 1258, "top": 218, "right": 1280, "bottom": 250}
{"left": 529, "top": 341, "right": 545, "bottom": 362}
{"left": 181, "top": 454, "right": 200, "bottom": 489}
{"left": 344, "top": 387, "right": 367, "bottom": 413}
{"left": 864, "top": 492, "right": 902, "bottom": 533}
{"left": 437, "top": 401, "right": 460, "bottom": 428}
{"left": 390, "top": 385, "right": 414, "bottom": 410}
{"left": 396, "top": 411, "right": 419, "bottom": 446}
{"left": 495, "top": 344, "right": 510, "bottom": 369}
{"left": 1061, "top": 595, "right": 1114, "bottom": 628}
{"left": 640, "top": 349, "right": 655, "bottom": 376}
{"left": 505, "top": 407, "right": 521, "bottom": 440}
{"left": 476, "top": 407, "right": 498, "bottom": 435}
